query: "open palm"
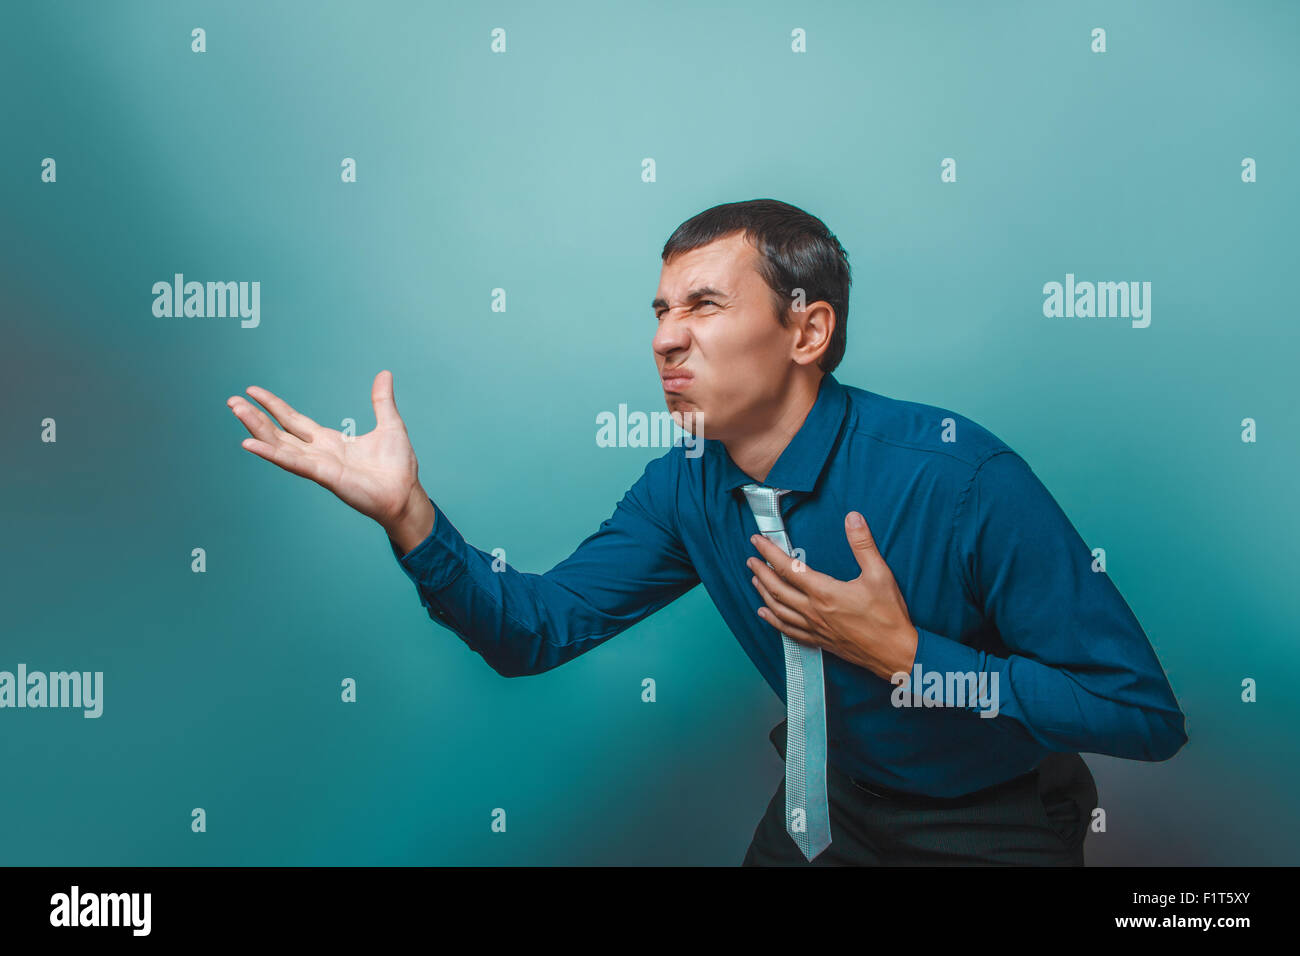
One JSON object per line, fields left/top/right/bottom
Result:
{"left": 226, "top": 370, "right": 419, "bottom": 529}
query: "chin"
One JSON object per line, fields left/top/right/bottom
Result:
{"left": 664, "top": 398, "right": 700, "bottom": 429}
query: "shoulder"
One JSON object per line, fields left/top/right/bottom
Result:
{"left": 838, "top": 382, "right": 1015, "bottom": 473}
{"left": 619, "top": 443, "right": 687, "bottom": 516}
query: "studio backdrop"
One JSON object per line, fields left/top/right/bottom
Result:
{"left": 1, "top": 0, "right": 1295, "bottom": 865}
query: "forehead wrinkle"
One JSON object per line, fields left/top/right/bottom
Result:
{"left": 656, "top": 235, "right": 759, "bottom": 305}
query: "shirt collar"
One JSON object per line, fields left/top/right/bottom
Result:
{"left": 707, "top": 371, "right": 850, "bottom": 496}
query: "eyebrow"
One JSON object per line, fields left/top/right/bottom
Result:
{"left": 652, "top": 286, "right": 729, "bottom": 313}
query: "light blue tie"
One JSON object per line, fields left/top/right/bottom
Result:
{"left": 741, "top": 483, "right": 832, "bottom": 862}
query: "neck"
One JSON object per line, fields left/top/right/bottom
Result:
{"left": 724, "top": 370, "right": 823, "bottom": 484}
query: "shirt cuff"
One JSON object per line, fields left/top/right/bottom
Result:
{"left": 388, "top": 497, "right": 470, "bottom": 594}
{"left": 906, "top": 626, "right": 994, "bottom": 713}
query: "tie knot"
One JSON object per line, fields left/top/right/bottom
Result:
{"left": 740, "top": 483, "right": 790, "bottom": 521}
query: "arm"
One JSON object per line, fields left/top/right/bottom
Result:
{"left": 390, "top": 449, "right": 700, "bottom": 677}
{"left": 224, "top": 371, "right": 698, "bottom": 678}
{"left": 912, "top": 449, "right": 1188, "bottom": 761}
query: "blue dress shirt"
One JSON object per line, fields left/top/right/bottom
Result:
{"left": 390, "top": 372, "right": 1188, "bottom": 797}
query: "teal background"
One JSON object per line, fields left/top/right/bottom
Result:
{"left": 2, "top": 0, "right": 1296, "bottom": 865}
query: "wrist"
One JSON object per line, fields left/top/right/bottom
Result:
{"left": 385, "top": 483, "right": 435, "bottom": 556}
{"left": 876, "top": 625, "right": 919, "bottom": 680}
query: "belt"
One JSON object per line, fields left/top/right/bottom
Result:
{"left": 768, "top": 718, "right": 1040, "bottom": 809}
{"left": 845, "top": 766, "right": 1038, "bottom": 808}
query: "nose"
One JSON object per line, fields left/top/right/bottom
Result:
{"left": 652, "top": 307, "right": 691, "bottom": 359}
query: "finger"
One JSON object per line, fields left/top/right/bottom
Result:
{"left": 755, "top": 604, "right": 824, "bottom": 648}
{"left": 748, "top": 553, "right": 811, "bottom": 610}
{"left": 845, "top": 511, "right": 881, "bottom": 575}
{"left": 749, "top": 532, "right": 798, "bottom": 578}
{"left": 751, "top": 573, "right": 811, "bottom": 632}
{"left": 227, "top": 396, "right": 295, "bottom": 446}
{"left": 750, "top": 533, "right": 831, "bottom": 591}
{"left": 371, "top": 370, "right": 404, "bottom": 430}
{"left": 239, "top": 436, "right": 325, "bottom": 484}
{"left": 244, "top": 385, "right": 320, "bottom": 442}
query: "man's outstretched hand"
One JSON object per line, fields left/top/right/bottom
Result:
{"left": 226, "top": 370, "right": 435, "bottom": 554}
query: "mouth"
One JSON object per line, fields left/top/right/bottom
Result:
{"left": 661, "top": 368, "right": 694, "bottom": 393}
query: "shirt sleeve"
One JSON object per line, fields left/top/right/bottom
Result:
{"left": 909, "top": 449, "right": 1189, "bottom": 761}
{"left": 388, "top": 449, "right": 700, "bottom": 677}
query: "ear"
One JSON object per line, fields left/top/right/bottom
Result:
{"left": 791, "top": 300, "right": 835, "bottom": 367}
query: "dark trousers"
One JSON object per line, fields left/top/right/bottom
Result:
{"left": 743, "top": 719, "right": 1098, "bottom": 866}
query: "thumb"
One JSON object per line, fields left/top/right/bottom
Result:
{"left": 372, "top": 369, "right": 404, "bottom": 429}
{"left": 845, "top": 511, "right": 880, "bottom": 574}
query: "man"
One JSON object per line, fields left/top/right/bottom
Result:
{"left": 226, "top": 198, "right": 1187, "bottom": 866}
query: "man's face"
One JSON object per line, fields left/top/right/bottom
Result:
{"left": 651, "top": 232, "right": 795, "bottom": 442}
